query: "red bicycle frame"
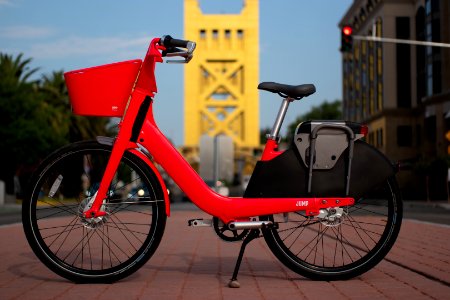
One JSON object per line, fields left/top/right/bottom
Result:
{"left": 82, "top": 38, "right": 355, "bottom": 224}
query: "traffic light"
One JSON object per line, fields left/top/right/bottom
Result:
{"left": 341, "top": 25, "right": 353, "bottom": 53}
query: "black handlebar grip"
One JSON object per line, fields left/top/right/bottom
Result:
{"left": 161, "top": 35, "right": 189, "bottom": 48}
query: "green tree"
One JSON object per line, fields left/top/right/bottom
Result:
{"left": 40, "top": 70, "right": 69, "bottom": 107}
{"left": 0, "top": 54, "right": 68, "bottom": 194}
{"left": 38, "top": 70, "right": 71, "bottom": 144}
{"left": 260, "top": 127, "right": 271, "bottom": 144}
{"left": 285, "top": 100, "right": 342, "bottom": 142}
{"left": 38, "top": 70, "right": 110, "bottom": 141}
{"left": 0, "top": 53, "right": 38, "bottom": 88}
{"left": 0, "top": 53, "right": 110, "bottom": 196}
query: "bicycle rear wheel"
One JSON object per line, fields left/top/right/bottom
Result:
{"left": 261, "top": 177, "right": 402, "bottom": 280}
{"left": 22, "top": 140, "right": 166, "bottom": 283}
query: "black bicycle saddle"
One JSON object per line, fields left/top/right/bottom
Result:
{"left": 258, "top": 82, "right": 316, "bottom": 99}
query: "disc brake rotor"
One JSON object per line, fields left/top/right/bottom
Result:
{"left": 78, "top": 196, "right": 109, "bottom": 229}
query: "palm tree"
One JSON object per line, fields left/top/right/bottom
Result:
{"left": 0, "top": 53, "right": 112, "bottom": 196}
{"left": 38, "top": 70, "right": 110, "bottom": 141}
{"left": 0, "top": 53, "right": 39, "bottom": 88}
{"left": 40, "top": 70, "right": 69, "bottom": 107}
{"left": 0, "top": 53, "right": 42, "bottom": 195}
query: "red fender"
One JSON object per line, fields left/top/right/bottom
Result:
{"left": 95, "top": 136, "right": 170, "bottom": 216}
{"left": 128, "top": 148, "right": 171, "bottom": 216}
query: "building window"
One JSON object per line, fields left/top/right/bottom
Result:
{"left": 416, "top": 124, "right": 422, "bottom": 147}
{"left": 427, "top": 64, "right": 433, "bottom": 96}
{"left": 366, "top": 0, "right": 374, "bottom": 12}
{"left": 352, "top": 41, "right": 360, "bottom": 121}
{"left": 361, "top": 40, "right": 368, "bottom": 119}
{"left": 397, "top": 125, "right": 413, "bottom": 147}
{"left": 396, "top": 17, "right": 411, "bottom": 108}
{"left": 416, "top": 6, "right": 426, "bottom": 102}
{"left": 376, "top": 128, "right": 383, "bottom": 148}
{"left": 369, "top": 132, "right": 374, "bottom": 145}
{"left": 425, "top": 0, "right": 431, "bottom": 15}
{"left": 425, "top": 0, "right": 441, "bottom": 96}
{"left": 424, "top": 116, "right": 436, "bottom": 143}
{"left": 353, "top": 16, "right": 359, "bottom": 30}
{"left": 375, "top": 18, "right": 383, "bottom": 111}
{"left": 360, "top": 8, "right": 366, "bottom": 22}
{"left": 368, "top": 31, "right": 375, "bottom": 115}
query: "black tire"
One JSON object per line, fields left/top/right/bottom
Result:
{"left": 261, "top": 177, "right": 402, "bottom": 280}
{"left": 22, "top": 140, "right": 167, "bottom": 283}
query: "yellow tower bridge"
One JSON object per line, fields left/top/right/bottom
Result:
{"left": 182, "top": 0, "right": 260, "bottom": 175}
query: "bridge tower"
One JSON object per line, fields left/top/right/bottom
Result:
{"left": 183, "top": 0, "right": 259, "bottom": 152}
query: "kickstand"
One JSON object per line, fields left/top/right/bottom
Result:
{"left": 228, "top": 229, "right": 260, "bottom": 288}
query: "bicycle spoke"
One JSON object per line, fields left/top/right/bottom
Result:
{"left": 87, "top": 229, "right": 93, "bottom": 270}
{"left": 108, "top": 215, "right": 141, "bottom": 251}
{"left": 109, "top": 205, "right": 154, "bottom": 217}
{"left": 348, "top": 205, "right": 388, "bottom": 217}
{"left": 106, "top": 223, "right": 113, "bottom": 268}
{"left": 96, "top": 225, "right": 121, "bottom": 267}
{"left": 343, "top": 219, "right": 387, "bottom": 227}
{"left": 37, "top": 203, "right": 80, "bottom": 211}
{"left": 110, "top": 213, "right": 150, "bottom": 240}
{"left": 42, "top": 224, "right": 84, "bottom": 240}
{"left": 71, "top": 228, "right": 97, "bottom": 268}
{"left": 93, "top": 229, "right": 128, "bottom": 262}
{"left": 333, "top": 226, "right": 339, "bottom": 267}
{"left": 36, "top": 201, "right": 78, "bottom": 219}
{"left": 104, "top": 199, "right": 163, "bottom": 205}
{"left": 46, "top": 215, "right": 80, "bottom": 249}
{"left": 344, "top": 217, "right": 372, "bottom": 251}
{"left": 103, "top": 224, "right": 150, "bottom": 237}
{"left": 81, "top": 227, "right": 85, "bottom": 268}
{"left": 302, "top": 225, "right": 330, "bottom": 260}
{"left": 64, "top": 229, "right": 96, "bottom": 265}
{"left": 285, "top": 219, "right": 310, "bottom": 249}
{"left": 341, "top": 219, "right": 383, "bottom": 238}
{"left": 329, "top": 226, "right": 364, "bottom": 261}
{"left": 114, "top": 177, "right": 143, "bottom": 194}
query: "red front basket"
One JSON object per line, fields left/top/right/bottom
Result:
{"left": 64, "top": 59, "right": 142, "bottom": 117}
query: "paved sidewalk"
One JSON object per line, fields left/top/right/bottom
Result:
{"left": 0, "top": 207, "right": 449, "bottom": 300}
{"left": 0, "top": 204, "right": 21, "bottom": 226}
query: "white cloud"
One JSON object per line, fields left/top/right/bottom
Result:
{"left": 0, "top": 25, "right": 56, "bottom": 39}
{"left": 0, "top": 0, "right": 13, "bottom": 6}
{"left": 29, "top": 35, "right": 151, "bottom": 59}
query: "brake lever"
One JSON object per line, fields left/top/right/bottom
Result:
{"left": 166, "top": 41, "right": 196, "bottom": 64}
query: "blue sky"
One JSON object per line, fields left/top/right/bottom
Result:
{"left": 0, "top": 0, "right": 353, "bottom": 145}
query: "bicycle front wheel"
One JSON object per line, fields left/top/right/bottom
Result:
{"left": 261, "top": 177, "right": 402, "bottom": 280}
{"left": 22, "top": 140, "right": 166, "bottom": 283}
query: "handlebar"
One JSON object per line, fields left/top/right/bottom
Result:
{"left": 160, "top": 35, "right": 189, "bottom": 48}
{"left": 159, "top": 35, "right": 196, "bottom": 64}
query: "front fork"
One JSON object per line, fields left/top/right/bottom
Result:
{"left": 82, "top": 139, "right": 133, "bottom": 218}
{"left": 83, "top": 90, "right": 148, "bottom": 219}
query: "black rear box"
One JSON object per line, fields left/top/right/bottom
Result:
{"left": 244, "top": 141, "right": 395, "bottom": 199}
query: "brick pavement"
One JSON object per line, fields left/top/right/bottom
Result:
{"left": 0, "top": 208, "right": 449, "bottom": 300}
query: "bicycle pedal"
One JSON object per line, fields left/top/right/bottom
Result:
{"left": 188, "top": 218, "right": 212, "bottom": 227}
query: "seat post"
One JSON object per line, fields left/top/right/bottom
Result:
{"left": 267, "top": 97, "right": 292, "bottom": 141}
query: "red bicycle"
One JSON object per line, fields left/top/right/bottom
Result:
{"left": 22, "top": 36, "right": 402, "bottom": 287}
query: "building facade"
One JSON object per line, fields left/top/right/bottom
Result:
{"left": 340, "top": 0, "right": 450, "bottom": 199}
